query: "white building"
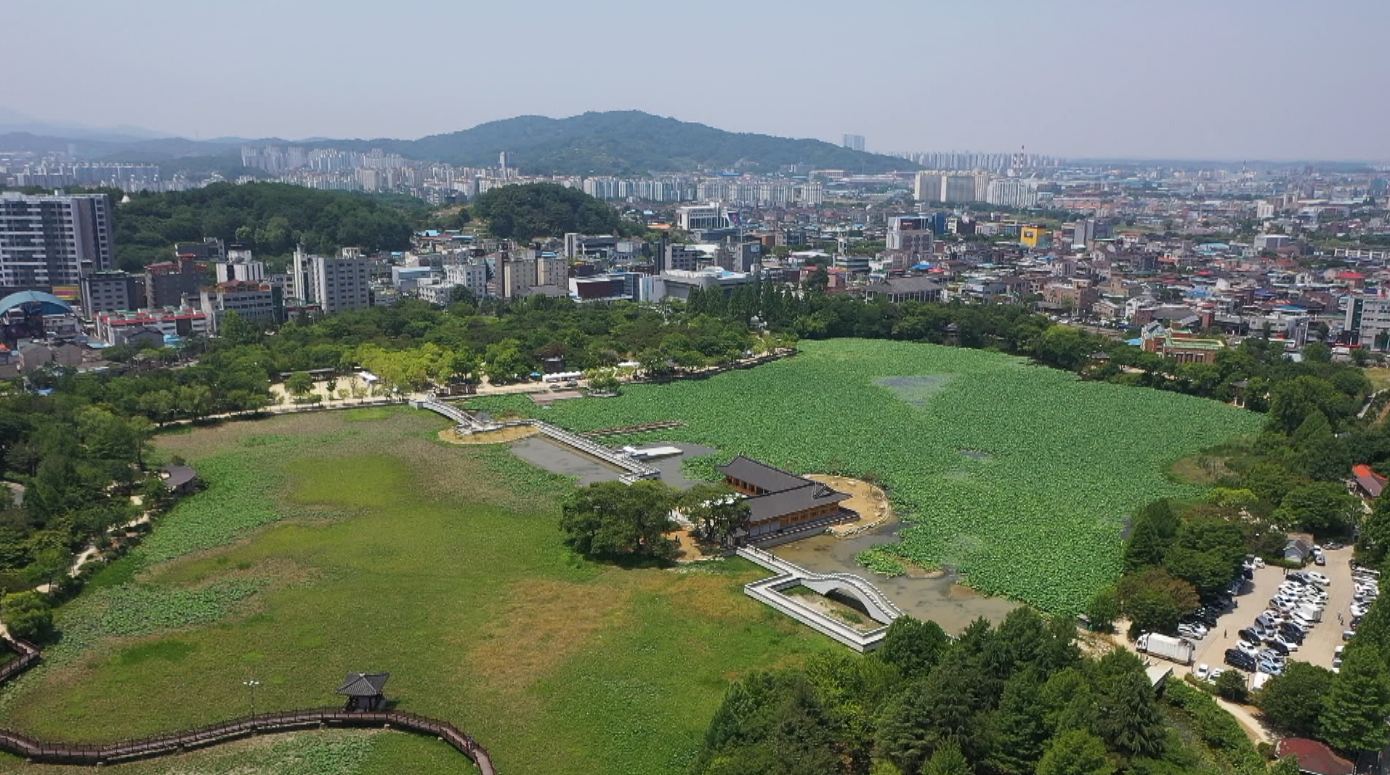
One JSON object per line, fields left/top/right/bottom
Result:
{"left": 310, "top": 253, "right": 372, "bottom": 313}
{"left": 199, "top": 281, "right": 278, "bottom": 333}
{"left": 985, "top": 178, "right": 1040, "bottom": 208}
{"left": 886, "top": 216, "right": 934, "bottom": 259}
{"left": 1346, "top": 294, "right": 1390, "bottom": 350}
{"left": 677, "top": 204, "right": 732, "bottom": 231}
{"left": 444, "top": 261, "right": 487, "bottom": 295}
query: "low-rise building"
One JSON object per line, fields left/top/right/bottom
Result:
{"left": 199, "top": 280, "right": 281, "bottom": 333}
{"left": 95, "top": 307, "right": 209, "bottom": 345}
{"left": 863, "top": 276, "right": 944, "bottom": 304}
{"left": 718, "top": 455, "right": 857, "bottom": 544}
{"left": 79, "top": 270, "right": 139, "bottom": 317}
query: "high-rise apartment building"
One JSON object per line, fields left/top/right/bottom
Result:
{"left": 842, "top": 134, "right": 866, "bottom": 152}
{"left": 913, "top": 172, "right": 945, "bottom": 203}
{"left": 0, "top": 192, "right": 114, "bottom": 289}
{"left": 985, "top": 178, "right": 1040, "bottom": 208}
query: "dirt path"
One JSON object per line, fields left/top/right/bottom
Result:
{"left": 804, "top": 474, "right": 893, "bottom": 535}
{"left": 438, "top": 425, "right": 538, "bottom": 445}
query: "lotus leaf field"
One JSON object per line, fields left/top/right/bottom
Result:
{"left": 471, "top": 338, "right": 1263, "bottom": 613}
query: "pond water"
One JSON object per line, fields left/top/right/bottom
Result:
{"left": 773, "top": 518, "right": 1019, "bottom": 635}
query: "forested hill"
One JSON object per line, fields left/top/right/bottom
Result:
{"left": 111, "top": 183, "right": 423, "bottom": 270}
{"left": 340, "top": 111, "right": 917, "bottom": 175}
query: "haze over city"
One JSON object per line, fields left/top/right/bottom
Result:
{"left": 5, "top": 0, "right": 1390, "bottom": 769}
{"left": 6, "top": 0, "right": 1390, "bottom": 160}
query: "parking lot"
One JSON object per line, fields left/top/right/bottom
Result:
{"left": 1179, "top": 546, "right": 1357, "bottom": 685}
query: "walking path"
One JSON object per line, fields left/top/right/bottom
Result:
{"left": 0, "top": 636, "right": 496, "bottom": 772}
{"left": 412, "top": 399, "right": 660, "bottom": 483}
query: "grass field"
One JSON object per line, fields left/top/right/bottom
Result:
{"left": 470, "top": 338, "right": 1263, "bottom": 614}
{"left": 0, "top": 408, "right": 832, "bottom": 774}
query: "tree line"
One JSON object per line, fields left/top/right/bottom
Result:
{"left": 111, "top": 182, "right": 422, "bottom": 271}
{"left": 693, "top": 608, "right": 1292, "bottom": 775}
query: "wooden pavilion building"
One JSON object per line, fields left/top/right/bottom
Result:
{"left": 718, "top": 455, "right": 856, "bottom": 545}
{"left": 337, "top": 672, "right": 390, "bottom": 712}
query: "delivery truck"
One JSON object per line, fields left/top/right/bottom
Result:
{"left": 1136, "top": 632, "right": 1196, "bottom": 665}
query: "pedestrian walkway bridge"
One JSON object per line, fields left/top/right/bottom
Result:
{"left": 413, "top": 399, "right": 659, "bottom": 484}
{"left": 736, "top": 546, "right": 902, "bottom": 652}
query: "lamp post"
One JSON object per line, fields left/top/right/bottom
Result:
{"left": 243, "top": 678, "right": 261, "bottom": 727}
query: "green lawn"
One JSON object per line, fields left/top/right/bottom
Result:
{"left": 471, "top": 338, "right": 1263, "bottom": 614}
{"left": 0, "top": 408, "right": 832, "bottom": 774}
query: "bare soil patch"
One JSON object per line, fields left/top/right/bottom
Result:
{"left": 805, "top": 474, "right": 894, "bottom": 535}
{"left": 437, "top": 425, "right": 539, "bottom": 445}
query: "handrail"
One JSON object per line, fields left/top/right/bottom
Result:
{"left": 735, "top": 547, "right": 901, "bottom": 652}
{"left": 0, "top": 637, "right": 496, "bottom": 773}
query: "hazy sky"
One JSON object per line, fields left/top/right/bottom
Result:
{"left": 7, "top": 0, "right": 1389, "bottom": 160}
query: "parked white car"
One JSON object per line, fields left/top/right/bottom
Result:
{"left": 1305, "top": 571, "right": 1331, "bottom": 586}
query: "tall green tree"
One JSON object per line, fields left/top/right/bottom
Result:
{"left": 985, "top": 669, "right": 1048, "bottom": 775}
{"left": 559, "top": 480, "right": 677, "bottom": 561}
{"left": 1358, "top": 495, "right": 1390, "bottom": 567}
{"left": 1319, "top": 646, "right": 1390, "bottom": 754}
{"left": 1259, "top": 662, "right": 1333, "bottom": 737}
{"left": 1123, "top": 500, "right": 1179, "bottom": 571}
{"left": 1035, "top": 729, "right": 1115, "bottom": 775}
{"left": 1274, "top": 482, "right": 1362, "bottom": 539}
{"left": 876, "top": 616, "right": 950, "bottom": 681}
{"left": 1092, "top": 650, "right": 1165, "bottom": 759}
{"left": 1162, "top": 516, "right": 1247, "bottom": 597}
{"left": 1117, "top": 566, "right": 1199, "bottom": 638}
{"left": 694, "top": 670, "right": 849, "bottom": 775}
{"left": 682, "top": 483, "right": 750, "bottom": 546}
{"left": 923, "top": 741, "right": 973, "bottom": 775}
{"left": 1, "top": 591, "right": 53, "bottom": 642}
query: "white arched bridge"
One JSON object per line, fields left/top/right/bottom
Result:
{"left": 737, "top": 546, "right": 903, "bottom": 652}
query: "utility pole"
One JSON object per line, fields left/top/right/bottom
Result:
{"left": 244, "top": 678, "right": 261, "bottom": 727}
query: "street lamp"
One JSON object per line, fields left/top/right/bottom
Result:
{"left": 243, "top": 678, "right": 261, "bottom": 726}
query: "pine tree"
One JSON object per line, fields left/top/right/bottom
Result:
{"left": 875, "top": 680, "right": 935, "bottom": 775}
{"left": 985, "top": 670, "right": 1047, "bottom": 775}
{"left": 876, "top": 616, "right": 950, "bottom": 680}
{"left": 1092, "top": 650, "right": 1166, "bottom": 758}
{"left": 1123, "top": 500, "right": 1178, "bottom": 571}
{"left": 1035, "top": 729, "right": 1115, "bottom": 775}
{"left": 923, "top": 741, "right": 973, "bottom": 775}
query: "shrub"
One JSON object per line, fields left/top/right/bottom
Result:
{"left": 2, "top": 591, "right": 53, "bottom": 642}
{"left": 1214, "top": 669, "right": 1248, "bottom": 702}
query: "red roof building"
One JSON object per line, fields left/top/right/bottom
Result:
{"left": 1275, "top": 738, "right": 1354, "bottom": 775}
{"left": 1352, "top": 464, "right": 1387, "bottom": 499}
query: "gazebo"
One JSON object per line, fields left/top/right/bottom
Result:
{"left": 336, "top": 672, "right": 390, "bottom": 712}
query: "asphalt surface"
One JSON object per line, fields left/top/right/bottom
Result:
{"left": 1182, "top": 546, "right": 1355, "bottom": 685}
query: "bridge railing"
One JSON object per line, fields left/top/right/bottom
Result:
{"left": 0, "top": 637, "right": 496, "bottom": 773}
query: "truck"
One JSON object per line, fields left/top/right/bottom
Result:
{"left": 1294, "top": 604, "right": 1322, "bottom": 623}
{"left": 1136, "top": 632, "right": 1196, "bottom": 665}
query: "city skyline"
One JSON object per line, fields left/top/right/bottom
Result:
{"left": 5, "top": 0, "right": 1390, "bottom": 161}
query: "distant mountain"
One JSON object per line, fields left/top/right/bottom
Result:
{"left": 0, "top": 131, "right": 239, "bottom": 161}
{"left": 346, "top": 111, "right": 916, "bottom": 174}
{"left": 0, "top": 106, "right": 173, "bottom": 143}
{"left": 0, "top": 110, "right": 917, "bottom": 176}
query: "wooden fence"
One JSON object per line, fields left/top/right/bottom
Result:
{"left": 0, "top": 638, "right": 495, "bottom": 773}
